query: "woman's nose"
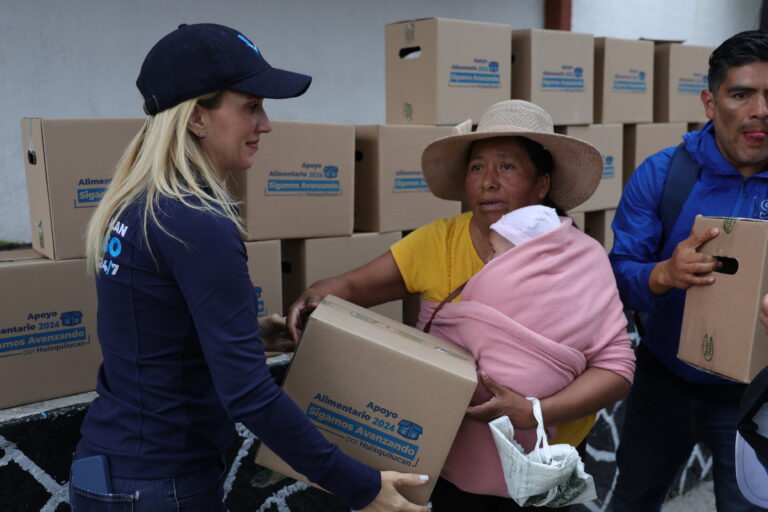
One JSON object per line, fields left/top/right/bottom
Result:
{"left": 257, "top": 108, "right": 272, "bottom": 133}
{"left": 482, "top": 167, "right": 500, "bottom": 189}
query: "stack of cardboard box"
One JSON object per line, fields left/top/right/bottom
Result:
{"left": 511, "top": 32, "right": 710, "bottom": 251}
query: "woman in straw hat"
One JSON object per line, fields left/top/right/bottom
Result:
{"left": 287, "top": 99, "right": 633, "bottom": 510}
{"left": 74, "top": 23, "right": 428, "bottom": 512}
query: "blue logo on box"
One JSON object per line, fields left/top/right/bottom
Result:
{"left": 323, "top": 166, "right": 338, "bottom": 179}
{"left": 574, "top": 67, "right": 583, "bottom": 77}
{"left": 605, "top": 156, "right": 613, "bottom": 166}
{"left": 488, "top": 61, "right": 499, "bottom": 73}
{"left": 60, "top": 311, "right": 82, "bottom": 327}
{"left": 397, "top": 420, "right": 423, "bottom": 440}
{"left": 639, "top": 71, "right": 646, "bottom": 80}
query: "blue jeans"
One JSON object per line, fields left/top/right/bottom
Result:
{"left": 69, "top": 460, "right": 226, "bottom": 512}
{"left": 612, "top": 344, "right": 761, "bottom": 512}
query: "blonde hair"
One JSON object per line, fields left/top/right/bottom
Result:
{"left": 85, "top": 92, "right": 244, "bottom": 274}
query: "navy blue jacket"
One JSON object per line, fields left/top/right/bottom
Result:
{"left": 76, "top": 195, "right": 379, "bottom": 509}
{"left": 610, "top": 122, "right": 768, "bottom": 384}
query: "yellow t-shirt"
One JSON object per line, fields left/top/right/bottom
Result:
{"left": 390, "top": 212, "right": 595, "bottom": 446}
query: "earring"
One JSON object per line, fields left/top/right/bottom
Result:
{"left": 198, "top": 129, "right": 206, "bottom": 138}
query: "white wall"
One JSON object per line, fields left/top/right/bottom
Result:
{"left": 572, "top": 0, "right": 761, "bottom": 44}
{"left": 0, "top": 0, "right": 543, "bottom": 243}
{"left": 0, "top": 0, "right": 760, "bottom": 243}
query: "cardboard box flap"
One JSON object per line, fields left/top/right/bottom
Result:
{"left": 315, "top": 296, "right": 477, "bottom": 381}
{"left": 21, "top": 118, "right": 55, "bottom": 259}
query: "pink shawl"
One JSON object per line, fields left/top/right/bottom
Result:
{"left": 425, "top": 218, "right": 635, "bottom": 496}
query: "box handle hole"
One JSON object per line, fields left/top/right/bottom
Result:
{"left": 399, "top": 46, "right": 422, "bottom": 60}
{"left": 714, "top": 256, "right": 738, "bottom": 275}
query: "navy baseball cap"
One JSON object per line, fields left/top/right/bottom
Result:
{"left": 137, "top": 23, "right": 312, "bottom": 115}
{"left": 736, "top": 366, "right": 768, "bottom": 507}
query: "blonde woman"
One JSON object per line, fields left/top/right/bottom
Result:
{"left": 72, "top": 23, "right": 427, "bottom": 512}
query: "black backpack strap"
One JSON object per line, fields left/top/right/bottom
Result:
{"left": 632, "top": 142, "right": 700, "bottom": 340}
{"left": 658, "top": 142, "right": 701, "bottom": 246}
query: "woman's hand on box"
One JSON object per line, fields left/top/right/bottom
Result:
{"left": 258, "top": 314, "right": 296, "bottom": 352}
{"left": 359, "top": 471, "right": 430, "bottom": 512}
{"left": 286, "top": 288, "right": 325, "bottom": 343}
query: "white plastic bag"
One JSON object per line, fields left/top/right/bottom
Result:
{"left": 489, "top": 397, "right": 597, "bottom": 507}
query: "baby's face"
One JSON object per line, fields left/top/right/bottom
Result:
{"left": 488, "top": 230, "right": 516, "bottom": 262}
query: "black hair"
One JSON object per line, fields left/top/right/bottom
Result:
{"left": 517, "top": 137, "right": 567, "bottom": 216}
{"left": 708, "top": 30, "right": 768, "bottom": 93}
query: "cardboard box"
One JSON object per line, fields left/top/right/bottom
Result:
{"left": 355, "top": 125, "right": 460, "bottom": 232}
{"left": 556, "top": 124, "right": 622, "bottom": 212}
{"left": 0, "top": 257, "right": 101, "bottom": 408}
{"left": 623, "top": 123, "right": 687, "bottom": 184}
{"left": 282, "top": 232, "right": 403, "bottom": 321}
{"left": 244, "top": 240, "right": 283, "bottom": 318}
{"left": 0, "top": 247, "right": 42, "bottom": 262}
{"left": 386, "top": 17, "right": 511, "bottom": 126}
{"left": 654, "top": 44, "right": 713, "bottom": 123}
{"left": 594, "top": 38, "right": 654, "bottom": 123}
{"left": 255, "top": 295, "right": 477, "bottom": 504}
{"left": 229, "top": 121, "right": 355, "bottom": 240}
{"left": 584, "top": 209, "right": 616, "bottom": 252}
{"left": 512, "top": 29, "right": 594, "bottom": 125}
{"left": 688, "top": 121, "right": 707, "bottom": 133}
{"left": 569, "top": 211, "right": 586, "bottom": 232}
{"left": 21, "top": 118, "right": 144, "bottom": 260}
{"left": 679, "top": 216, "right": 768, "bottom": 383}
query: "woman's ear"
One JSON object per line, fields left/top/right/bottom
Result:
{"left": 187, "top": 105, "right": 206, "bottom": 137}
{"left": 538, "top": 173, "right": 551, "bottom": 200}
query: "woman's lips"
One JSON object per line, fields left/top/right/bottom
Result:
{"left": 478, "top": 200, "right": 506, "bottom": 212}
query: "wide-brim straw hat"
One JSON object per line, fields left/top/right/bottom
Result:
{"left": 421, "top": 100, "right": 603, "bottom": 212}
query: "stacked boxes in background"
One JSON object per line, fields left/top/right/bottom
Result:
{"left": 354, "top": 125, "right": 459, "bottom": 233}
{"left": 556, "top": 124, "right": 623, "bottom": 214}
{"left": 386, "top": 18, "right": 511, "bottom": 126}
{"left": 654, "top": 43, "right": 713, "bottom": 123}
{"left": 4, "top": 118, "right": 143, "bottom": 409}
{"left": 22, "top": 118, "right": 144, "bottom": 260}
{"left": 0, "top": 251, "right": 101, "bottom": 408}
{"left": 230, "top": 121, "right": 355, "bottom": 241}
{"left": 593, "top": 37, "right": 654, "bottom": 124}
{"left": 623, "top": 122, "right": 688, "bottom": 184}
{"left": 282, "top": 232, "right": 403, "bottom": 321}
{"left": 511, "top": 29, "right": 594, "bottom": 125}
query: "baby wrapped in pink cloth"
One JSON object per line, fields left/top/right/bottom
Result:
{"left": 427, "top": 205, "right": 635, "bottom": 497}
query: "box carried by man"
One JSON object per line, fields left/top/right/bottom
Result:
{"left": 679, "top": 216, "right": 768, "bottom": 383}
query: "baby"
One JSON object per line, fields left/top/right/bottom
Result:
{"left": 427, "top": 202, "right": 635, "bottom": 497}
{"left": 487, "top": 204, "right": 561, "bottom": 262}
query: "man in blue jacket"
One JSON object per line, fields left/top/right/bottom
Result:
{"left": 610, "top": 30, "right": 768, "bottom": 511}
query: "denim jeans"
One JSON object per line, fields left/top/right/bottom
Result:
{"left": 611, "top": 344, "right": 761, "bottom": 512}
{"left": 69, "top": 460, "right": 226, "bottom": 512}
